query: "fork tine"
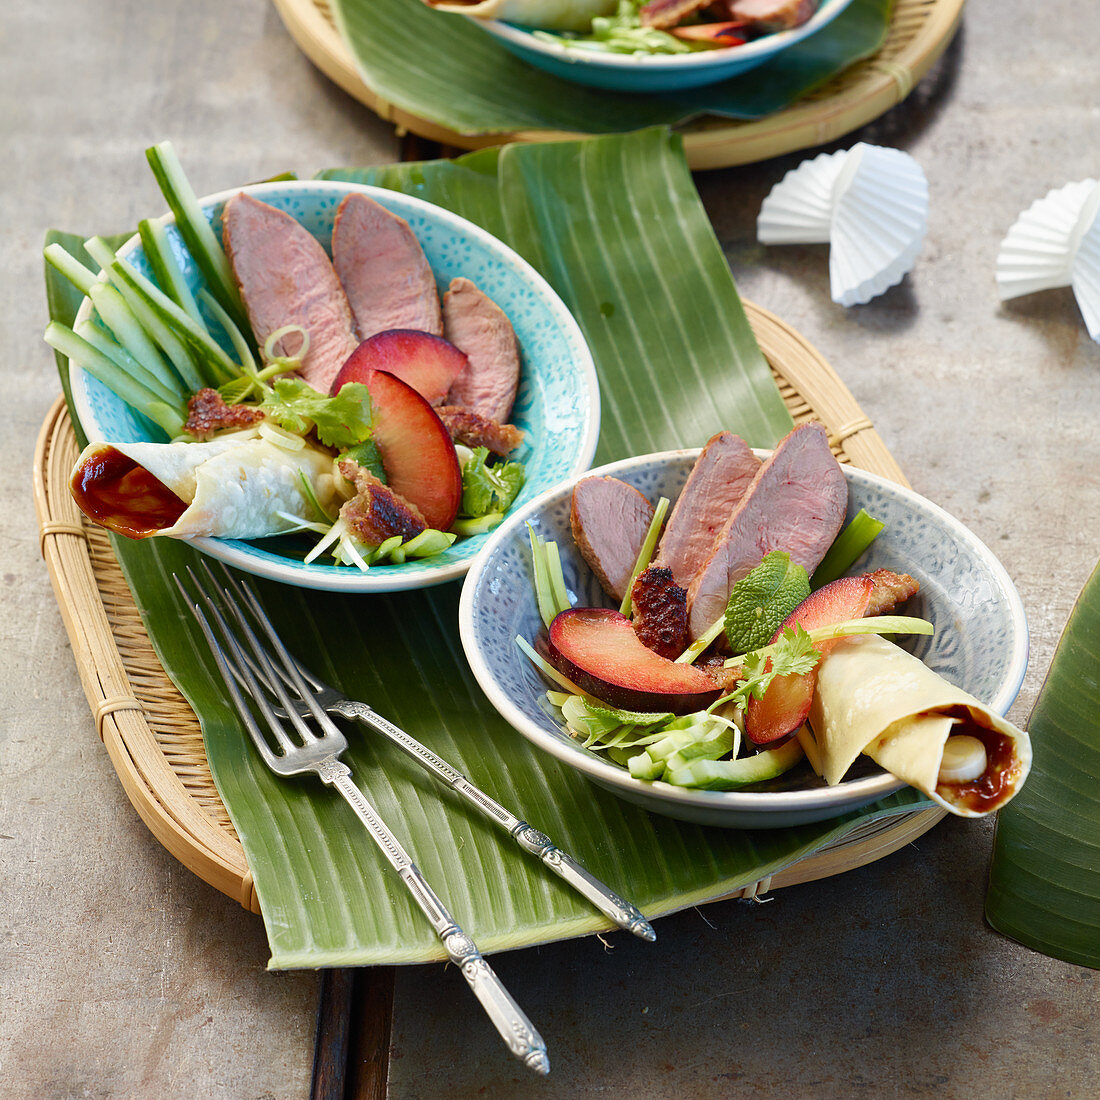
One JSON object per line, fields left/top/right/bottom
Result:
{"left": 173, "top": 573, "right": 292, "bottom": 764}
{"left": 195, "top": 563, "right": 338, "bottom": 744}
{"left": 203, "top": 562, "right": 331, "bottom": 717}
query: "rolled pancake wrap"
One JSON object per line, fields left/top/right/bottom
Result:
{"left": 808, "top": 634, "right": 1031, "bottom": 817}
{"left": 424, "top": 0, "right": 616, "bottom": 31}
{"left": 71, "top": 435, "right": 338, "bottom": 540}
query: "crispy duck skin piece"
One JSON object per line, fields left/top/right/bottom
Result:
{"left": 630, "top": 567, "right": 689, "bottom": 660}
{"left": 865, "top": 569, "right": 920, "bottom": 615}
{"left": 570, "top": 476, "right": 656, "bottom": 604}
{"left": 338, "top": 459, "right": 427, "bottom": 544}
{"left": 436, "top": 405, "right": 525, "bottom": 456}
{"left": 184, "top": 388, "right": 264, "bottom": 439}
{"left": 640, "top": 0, "right": 713, "bottom": 29}
{"left": 697, "top": 655, "right": 746, "bottom": 693}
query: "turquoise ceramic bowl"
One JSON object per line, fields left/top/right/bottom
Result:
{"left": 480, "top": 0, "right": 855, "bottom": 93}
{"left": 459, "top": 448, "right": 1029, "bottom": 828}
{"left": 69, "top": 180, "right": 600, "bottom": 593}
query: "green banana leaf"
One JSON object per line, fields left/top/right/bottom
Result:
{"left": 45, "top": 129, "right": 929, "bottom": 969}
{"left": 331, "top": 0, "right": 894, "bottom": 136}
{"left": 985, "top": 560, "right": 1100, "bottom": 970}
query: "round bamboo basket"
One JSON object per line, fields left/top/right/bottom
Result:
{"left": 272, "top": 0, "right": 965, "bottom": 170}
{"left": 33, "top": 302, "right": 943, "bottom": 920}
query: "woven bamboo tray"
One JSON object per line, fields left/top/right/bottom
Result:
{"left": 33, "top": 301, "right": 943, "bottom": 919}
{"left": 272, "top": 0, "right": 964, "bottom": 170}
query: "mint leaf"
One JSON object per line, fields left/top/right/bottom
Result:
{"left": 724, "top": 551, "right": 810, "bottom": 654}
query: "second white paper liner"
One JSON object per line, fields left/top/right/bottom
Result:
{"left": 757, "top": 143, "right": 928, "bottom": 307}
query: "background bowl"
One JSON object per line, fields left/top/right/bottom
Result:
{"left": 459, "top": 446, "right": 1029, "bottom": 828}
{"left": 70, "top": 179, "right": 600, "bottom": 593}
{"left": 479, "top": 0, "right": 855, "bottom": 93}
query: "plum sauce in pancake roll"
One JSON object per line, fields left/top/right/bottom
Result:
{"left": 71, "top": 435, "right": 338, "bottom": 540}
{"left": 808, "top": 634, "right": 1031, "bottom": 817}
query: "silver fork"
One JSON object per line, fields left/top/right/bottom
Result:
{"left": 175, "top": 569, "right": 550, "bottom": 1077}
{"left": 206, "top": 563, "right": 656, "bottom": 943}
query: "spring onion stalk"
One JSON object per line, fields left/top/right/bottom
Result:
{"left": 43, "top": 323, "right": 185, "bottom": 437}
{"left": 75, "top": 320, "right": 185, "bottom": 407}
{"left": 676, "top": 615, "right": 726, "bottom": 664}
{"left": 137, "top": 217, "right": 203, "bottom": 323}
{"left": 811, "top": 509, "right": 886, "bottom": 589}
{"left": 43, "top": 243, "right": 98, "bottom": 296}
{"left": 721, "top": 615, "right": 934, "bottom": 670}
{"left": 529, "top": 526, "right": 572, "bottom": 629}
{"left": 619, "top": 496, "right": 670, "bottom": 617}
{"left": 145, "top": 141, "right": 253, "bottom": 343}
{"left": 200, "top": 290, "right": 257, "bottom": 377}
{"left": 515, "top": 635, "right": 588, "bottom": 697}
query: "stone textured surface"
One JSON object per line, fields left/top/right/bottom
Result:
{"left": 3, "top": 1, "right": 1098, "bottom": 1097}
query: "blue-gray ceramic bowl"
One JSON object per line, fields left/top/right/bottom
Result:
{"left": 70, "top": 180, "right": 600, "bottom": 593}
{"left": 458, "top": 447, "right": 1029, "bottom": 828}
{"left": 479, "top": 0, "right": 855, "bottom": 93}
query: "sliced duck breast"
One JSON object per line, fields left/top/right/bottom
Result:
{"left": 442, "top": 277, "right": 521, "bottom": 423}
{"left": 686, "top": 423, "right": 847, "bottom": 640}
{"left": 654, "top": 431, "right": 761, "bottom": 587}
{"left": 570, "top": 476, "right": 655, "bottom": 605}
{"left": 331, "top": 192, "right": 443, "bottom": 339}
{"left": 726, "top": 0, "right": 818, "bottom": 32}
{"left": 222, "top": 193, "right": 359, "bottom": 395}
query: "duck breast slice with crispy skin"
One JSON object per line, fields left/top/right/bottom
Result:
{"left": 570, "top": 476, "right": 656, "bottom": 605}
{"left": 222, "top": 193, "right": 359, "bottom": 395}
{"left": 726, "top": 0, "right": 818, "bottom": 32}
{"left": 331, "top": 192, "right": 443, "bottom": 340}
{"left": 654, "top": 431, "right": 761, "bottom": 588}
{"left": 442, "top": 277, "right": 521, "bottom": 423}
{"left": 686, "top": 422, "right": 847, "bottom": 640}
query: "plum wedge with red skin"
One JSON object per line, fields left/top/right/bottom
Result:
{"left": 744, "top": 575, "right": 874, "bottom": 745}
{"left": 330, "top": 329, "right": 468, "bottom": 406}
{"left": 342, "top": 369, "right": 462, "bottom": 532}
{"left": 548, "top": 607, "right": 720, "bottom": 715}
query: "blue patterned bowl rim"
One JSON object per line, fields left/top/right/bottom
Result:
{"left": 483, "top": 0, "right": 855, "bottom": 73}
{"left": 69, "top": 179, "right": 600, "bottom": 593}
{"left": 458, "top": 447, "right": 1030, "bottom": 820}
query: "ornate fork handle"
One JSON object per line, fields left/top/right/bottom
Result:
{"left": 318, "top": 761, "right": 549, "bottom": 1076}
{"left": 333, "top": 702, "right": 655, "bottom": 942}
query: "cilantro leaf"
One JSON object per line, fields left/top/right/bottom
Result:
{"left": 260, "top": 378, "right": 373, "bottom": 448}
{"left": 460, "top": 446, "right": 526, "bottom": 518}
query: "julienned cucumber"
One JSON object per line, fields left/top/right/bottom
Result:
{"left": 665, "top": 738, "right": 804, "bottom": 791}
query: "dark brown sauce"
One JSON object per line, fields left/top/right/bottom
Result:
{"left": 71, "top": 446, "right": 187, "bottom": 539}
{"left": 935, "top": 706, "right": 1019, "bottom": 813}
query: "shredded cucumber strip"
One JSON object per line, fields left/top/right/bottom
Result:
{"left": 138, "top": 217, "right": 204, "bottom": 323}
{"left": 44, "top": 323, "right": 184, "bottom": 437}
{"left": 811, "top": 509, "right": 886, "bottom": 589}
